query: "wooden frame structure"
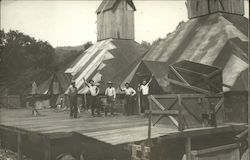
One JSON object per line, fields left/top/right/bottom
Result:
{"left": 147, "top": 94, "right": 225, "bottom": 132}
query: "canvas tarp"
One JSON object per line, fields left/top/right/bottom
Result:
{"left": 37, "top": 70, "right": 72, "bottom": 96}
{"left": 126, "top": 61, "right": 169, "bottom": 93}
{"left": 65, "top": 39, "right": 147, "bottom": 94}
{"left": 143, "top": 13, "right": 248, "bottom": 91}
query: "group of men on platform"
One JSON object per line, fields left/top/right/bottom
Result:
{"left": 68, "top": 76, "right": 153, "bottom": 118}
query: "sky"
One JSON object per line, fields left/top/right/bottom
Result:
{"left": 1, "top": 0, "right": 249, "bottom": 47}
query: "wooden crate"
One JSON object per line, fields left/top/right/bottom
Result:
{"left": 148, "top": 94, "right": 225, "bottom": 130}
{"left": 169, "top": 60, "right": 222, "bottom": 94}
{"left": 131, "top": 144, "right": 150, "bottom": 160}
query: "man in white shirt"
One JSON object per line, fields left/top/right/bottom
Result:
{"left": 120, "top": 82, "right": 136, "bottom": 116}
{"left": 139, "top": 76, "right": 153, "bottom": 113}
{"left": 105, "top": 81, "right": 116, "bottom": 116}
{"left": 83, "top": 78, "right": 100, "bottom": 117}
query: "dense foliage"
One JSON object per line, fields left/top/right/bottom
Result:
{"left": 0, "top": 30, "right": 91, "bottom": 95}
{"left": 0, "top": 30, "right": 55, "bottom": 95}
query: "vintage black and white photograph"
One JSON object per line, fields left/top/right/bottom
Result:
{"left": 0, "top": 0, "right": 249, "bottom": 160}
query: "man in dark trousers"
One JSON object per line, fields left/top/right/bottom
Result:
{"left": 83, "top": 78, "right": 100, "bottom": 117}
{"left": 120, "top": 82, "right": 136, "bottom": 116}
{"left": 68, "top": 80, "right": 78, "bottom": 118}
{"left": 105, "top": 81, "right": 116, "bottom": 116}
{"left": 139, "top": 75, "right": 153, "bottom": 114}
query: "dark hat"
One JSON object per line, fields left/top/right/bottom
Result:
{"left": 71, "top": 80, "right": 75, "bottom": 84}
{"left": 125, "top": 82, "right": 130, "bottom": 85}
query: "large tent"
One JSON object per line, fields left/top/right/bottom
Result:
{"left": 35, "top": 65, "right": 72, "bottom": 108}
{"left": 65, "top": 39, "right": 147, "bottom": 94}
{"left": 126, "top": 13, "right": 248, "bottom": 92}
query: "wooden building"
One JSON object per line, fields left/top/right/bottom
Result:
{"left": 96, "top": 0, "right": 136, "bottom": 41}
{"left": 186, "top": 0, "right": 245, "bottom": 19}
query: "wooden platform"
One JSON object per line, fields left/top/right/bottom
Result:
{"left": 0, "top": 108, "right": 247, "bottom": 146}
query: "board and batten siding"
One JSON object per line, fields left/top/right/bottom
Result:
{"left": 97, "top": 0, "right": 135, "bottom": 41}
{"left": 186, "top": 0, "right": 245, "bottom": 19}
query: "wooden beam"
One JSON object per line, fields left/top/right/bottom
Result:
{"left": 147, "top": 102, "right": 152, "bottom": 146}
{"left": 214, "top": 97, "right": 224, "bottom": 114}
{"left": 206, "top": 68, "right": 222, "bottom": 79}
{"left": 168, "top": 79, "right": 211, "bottom": 95}
{"left": 17, "top": 133, "right": 22, "bottom": 160}
{"left": 191, "top": 143, "right": 238, "bottom": 156}
{"left": 235, "top": 129, "right": 248, "bottom": 140}
{"left": 160, "top": 125, "right": 246, "bottom": 141}
{"left": 150, "top": 95, "right": 165, "bottom": 110}
{"left": 177, "top": 95, "right": 184, "bottom": 131}
{"left": 185, "top": 136, "right": 192, "bottom": 160}
{"left": 222, "top": 83, "right": 233, "bottom": 89}
{"left": 174, "top": 66, "right": 207, "bottom": 78}
{"left": 152, "top": 94, "right": 222, "bottom": 99}
{"left": 169, "top": 66, "right": 191, "bottom": 86}
{"left": 168, "top": 116, "right": 179, "bottom": 128}
{"left": 145, "top": 110, "right": 179, "bottom": 116}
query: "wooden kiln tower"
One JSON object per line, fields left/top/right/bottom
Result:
{"left": 96, "top": 0, "right": 136, "bottom": 41}
{"left": 186, "top": 0, "right": 245, "bottom": 19}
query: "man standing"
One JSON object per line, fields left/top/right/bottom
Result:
{"left": 105, "top": 81, "right": 116, "bottom": 116}
{"left": 68, "top": 80, "right": 78, "bottom": 118}
{"left": 120, "top": 82, "right": 136, "bottom": 116}
{"left": 83, "top": 78, "right": 100, "bottom": 117}
{"left": 139, "top": 76, "right": 153, "bottom": 114}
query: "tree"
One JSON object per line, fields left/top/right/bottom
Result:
{"left": 84, "top": 41, "right": 93, "bottom": 50}
{"left": 0, "top": 30, "right": 55, "bottom": 95}
{"left": 141, "top": 41, "right": 151, "bottom": 49}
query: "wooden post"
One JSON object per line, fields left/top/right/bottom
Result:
{"left": 138, "top": 92, "right": 141, "bottom": 114}
{"left": 177, "top": 95, "right": 184, "bottom": 131}
{"left": 17, "top": 132, "right": 22, "bottom": 160}
{"left": 7, "top": 95, "right": 10, "bottom": 109}
{"left": 148, "top": 99, "right": 152, "bottom": 147}
{"left": 43, "top": 136, "right": 51, "bottom": 160}
{"left": 185, "top": 136, "right": 192, "bottom": 160}
{"left": 84, "top": 94, "right": 87, "bottom": 111}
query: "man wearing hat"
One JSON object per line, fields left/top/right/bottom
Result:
{"left": 105, "top": 81, "right": 116, "bottom": 116}
{"left": 68, "top": 80, "right": 78, "bottom": 118}
{"left": 83, "top": 78, "right": 100, "bottom": 117}
{"left": 120, "top": 82, "right": 136, "bottom": 116}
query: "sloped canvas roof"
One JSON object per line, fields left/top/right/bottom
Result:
{"left": 37, "top": 76, "right": 53, "bottom": 94}
{"left": 65, "top": 39, "right": 147, "bottom": 94}
{"left": 124, "top": 60, "right": 170, "bottom": 93}
{"left": 37, "top": 61, "right": 72, "bottom": 95}
{"left": 143, "top": 13, "right": 248, "bottom": 91}
{"left": 96, "top": 0, "right": 136, "bottom": 14}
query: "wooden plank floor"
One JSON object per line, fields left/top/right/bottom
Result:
{"left": 0, "top": 108, "right": 177, "bottom": 145}
{"left": 0, "top": 109, "right": 246, "bottom": 146}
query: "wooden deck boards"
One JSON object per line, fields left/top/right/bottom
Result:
{"left": 0, "top": 109, "right": 246, "bottom": 146}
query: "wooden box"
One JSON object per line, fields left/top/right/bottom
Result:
{"left": 168, "top": 60, "right": 223, "bottom": 94}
